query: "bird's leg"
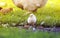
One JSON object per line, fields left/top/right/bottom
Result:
{"left": 32, "top": 23, "right": 36, "bottom": 31}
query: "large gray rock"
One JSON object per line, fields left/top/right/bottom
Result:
{"left": 12, "top": 0, "right": 47, "bottom": 12}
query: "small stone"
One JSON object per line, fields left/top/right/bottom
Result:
{"left": 24, "top": 25, "right": 30, "bottom": 29}
{"left": 40, "top": 21, "right": 45, "bottom": 25}
{"left": 33, "top": 28, "right": 36, "bottom": 31}
{"left": 12, "top": 23, "right": 16, "bottom": 26}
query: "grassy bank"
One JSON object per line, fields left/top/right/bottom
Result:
{"left": 0, "top": 0, "right": 60, "bottom": 26}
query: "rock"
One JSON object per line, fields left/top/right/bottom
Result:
{"left": 12, "top": 0, "right": 47, "bottom": 12}
{"left": 0, "top": 8, "right": 13, "bottom": 14}
{"left": 24, "top": 24, "right": 30, "bottom": 29}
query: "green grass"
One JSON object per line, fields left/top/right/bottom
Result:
{"left": 0, "top": 27, "right": 60, "bottom": 38}
{"left": 0, "top": 0, "right": 60, "bottom": 26}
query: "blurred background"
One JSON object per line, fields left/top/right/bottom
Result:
{"left": 0, "top": 0, "right": 60, "bottom": 38}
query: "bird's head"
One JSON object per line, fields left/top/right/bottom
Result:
{"left": 30, "top": 14, "right": 34, "bottom": 17}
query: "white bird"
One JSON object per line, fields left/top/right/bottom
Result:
{"left": 27, "top": 14, "right": 36, "bottom": 25}
{"left": 27, "top": 14, "right": 36, "bottom": 31}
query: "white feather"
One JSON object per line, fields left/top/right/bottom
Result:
{"left": 27, "top": 14, "right": 36, "bottom": 24}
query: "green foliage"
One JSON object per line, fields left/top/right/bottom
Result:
{"left": 0, "top": 0, "right": 60, "bottom": 26}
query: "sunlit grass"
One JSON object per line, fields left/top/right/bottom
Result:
{"left": 0, "top": 0, "right": 60, "bottom": 26}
